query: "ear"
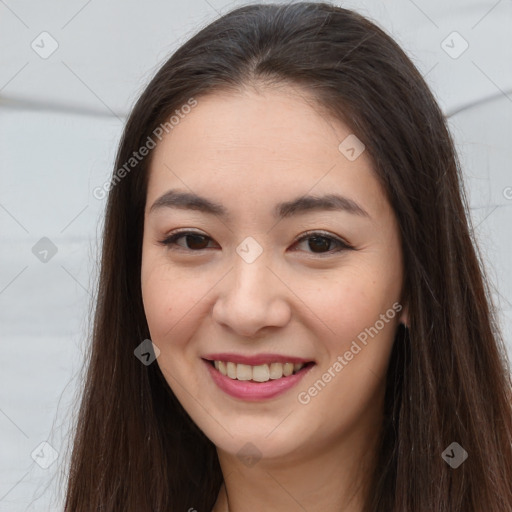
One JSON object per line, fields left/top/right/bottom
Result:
{"left": 398, "top": 303, "right": 409, "bottom": 328}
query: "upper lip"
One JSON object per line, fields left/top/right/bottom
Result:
{"left": 203, "top": 353, "right": 314, "bottom": 366}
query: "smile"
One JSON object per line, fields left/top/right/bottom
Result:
{"left": 202, "top": 356, "right": 315, "bottom": 401}
{"left": 213, "top": 360, "right": 306, "bottom": 382}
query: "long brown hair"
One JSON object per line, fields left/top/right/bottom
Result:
{"left": 63, "top": 2, "right": 512, "bottom": 510}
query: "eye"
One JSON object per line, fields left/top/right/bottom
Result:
{"left": 292, "top": 230, "right": 353, "bottom": 255}
{"left": 157, "top": 229, "right": 353, "bottom": 255}
{"left": 158, "top": 230, "right": 216, "bottom": 251}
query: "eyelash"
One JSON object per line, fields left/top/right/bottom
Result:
{"left": 157, "top": 229, "right": 354, "bottom": 256}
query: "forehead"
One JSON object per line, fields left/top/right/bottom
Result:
{"left": 146, "top": 87, "right": 388, "bottom": 220}
{"left": 152, "top": 86, "right": 349, "bottom": 161}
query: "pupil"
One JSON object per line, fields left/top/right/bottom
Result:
{"left": 187, "top": 234, "right": 208, "bottom": 250}
{"left": 309, "top": 236, "right": 329, "bottom": 253}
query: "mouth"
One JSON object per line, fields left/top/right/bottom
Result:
{"left": 202, "top": 356, "right": 316, "bottom": 401}
{"left": 206, "top": 359, "right": 314, "bottom": 382}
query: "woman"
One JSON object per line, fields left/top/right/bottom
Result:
{"left": 64, "top": 2, "right": 512, "bottom": 510}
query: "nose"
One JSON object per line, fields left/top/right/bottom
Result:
{"left": 212, "top": 254, "right": 292, "bottom": 338}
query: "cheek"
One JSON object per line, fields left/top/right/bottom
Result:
{"left": 300, "top": 285, "right": 399, "bottom": 432}
{"left": 314, "top": 268, "right": 389, "bottom": 342}
{"left": 312, "top": 266, "right": 401, "bottom": 388}
{"left": 141, "top": 252, "right": 182, "bottom": 343}
{"left": 141, "top": 263, "right": 170, "bottom": 335}
{"left": 141, "top": 254, "right": 213, "bottom": 346}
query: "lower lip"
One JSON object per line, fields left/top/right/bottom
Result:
{"left": 203, "top": 359, "right": 314, "bottom": 401}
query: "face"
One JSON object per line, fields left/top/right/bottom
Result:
{"left": 141, "top": 85, "right": 408, "bottom": 464}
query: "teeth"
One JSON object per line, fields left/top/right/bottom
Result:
{"left": 252, "top": 364, "right": 270, "bottom": 382}
{"left": 283, "top": 362, "right": 294, "bottom": 377}
{"left": 227, "top": 362, "right": 237, "bottom": 379}
{"left": 236, "top": 364, "right": 252, "bottom": 381}
{"left": 213, "top": 360, "right": 306, "bottom": 382}
{"left": 269, "top": 362, "right": 283, "bottom": 379}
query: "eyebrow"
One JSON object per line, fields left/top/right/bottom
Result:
{"left": 149, "top": 189, "right": 370, "bottom": 220}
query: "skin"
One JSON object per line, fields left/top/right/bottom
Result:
{"left": 141, "top": 84, "right": 408, "bottom": 512}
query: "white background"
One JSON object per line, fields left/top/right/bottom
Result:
{"left": 1, "top": 0, "right": 511, "bottom": 510}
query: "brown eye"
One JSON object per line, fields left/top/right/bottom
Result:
{"left": 180, "top": 234, "right": 211, "bottom": 250}
{"left": 304, "top": 235, "right": 334, "bottom": 253}
{"left": 159, "top": 231, "right": 215, "bottom": 251}
{"left": 158, "top": 229, "right": 353, "bottom": 256}
{"left": 293, "top": 231, "right": 352, "bottom": 255}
